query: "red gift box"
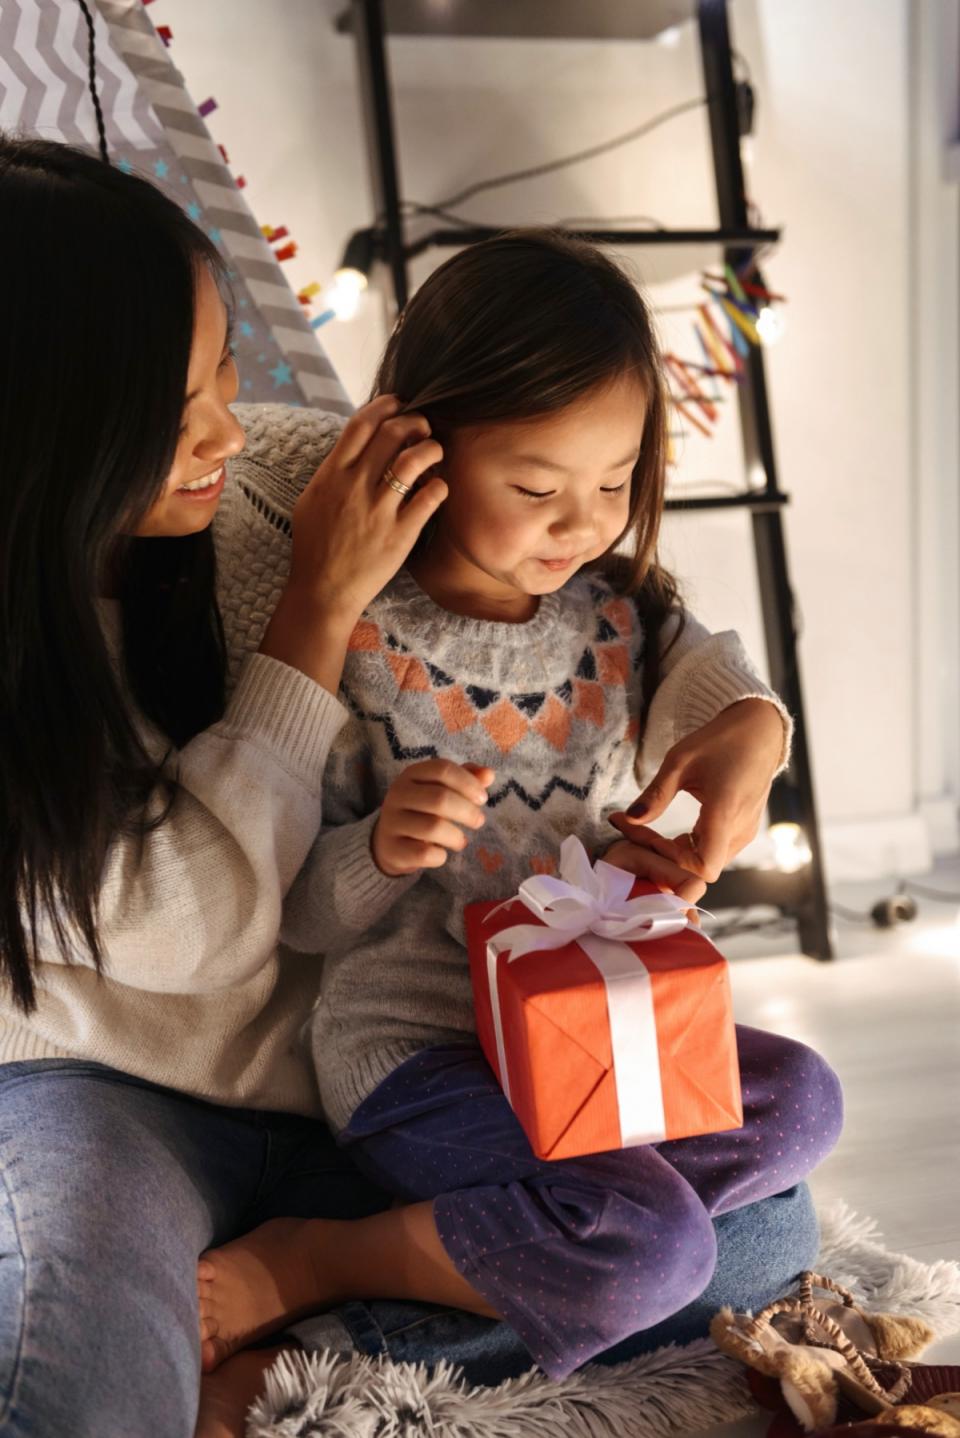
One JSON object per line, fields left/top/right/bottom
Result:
{"left": 466, "top": 839, "right": 742, "bottom": 1161}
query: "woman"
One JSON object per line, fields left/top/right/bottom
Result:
{"left": 0, "top": 135, "right": 820, "bottom": 1438}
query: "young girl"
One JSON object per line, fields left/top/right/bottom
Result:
{"left": 197, "top": 230, "right": 843, "bottom": 1387}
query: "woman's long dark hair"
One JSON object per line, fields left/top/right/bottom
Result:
{"left": 0, "top": 134, "right": 229, "bottom": 1012}
{"left": 374, "top": 229, "right": 683, "bottom": 708}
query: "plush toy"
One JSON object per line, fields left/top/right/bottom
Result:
{"left": 710, "top": 1271, "right": 935, "bottom": 1431}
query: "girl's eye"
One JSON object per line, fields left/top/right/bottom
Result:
{"left": 600, "top": 482, "right": 627, "bottom": 495}
{"left": 513, "top": 486, "right": 555, "bottom": 502}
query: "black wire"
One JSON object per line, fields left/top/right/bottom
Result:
{"left": 399, "top": 202, "right": 484, "bottom": 230}
{"left": 76, "top": 0, "right": 109, "bottom": 164}
{"left": 417, "top": 95, "right": 708, "bottom": 217}
{"left": 731, "top": 47, "right": 753, "bottom": 84}
{"left": 829, "top": 902, "right": 873, "bottom": 925}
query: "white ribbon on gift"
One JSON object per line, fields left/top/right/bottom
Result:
{"left": 485, "top": 835, "right": 701, "bottom": 1147}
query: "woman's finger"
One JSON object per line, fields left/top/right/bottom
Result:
{"left": 371, "top": 438, "right": 445, "bottom": 510}
{"left": 686, "top": 803, "right": 739, "bottom": 883}
{"left": 620, "top": 756, "right": 686, "bottom": 826}
{"left": 605, "top": 816, "right": 686, "bottom": 865}
{"left": 360, "top": 413, "right": 435, "bottom": 489}
{"left": 331, "top": 394, "right": 403, "bottom": 466}
{"left": 391, "top": 476, "right": 449, "bottom": 552}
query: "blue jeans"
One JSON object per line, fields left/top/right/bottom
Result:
{"left": 0, "top": 1060, "right": 820, "bottom": 1437}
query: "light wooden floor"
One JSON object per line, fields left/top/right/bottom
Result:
{"left": 693, "top": 858, "right": 960, "bottom": 1438}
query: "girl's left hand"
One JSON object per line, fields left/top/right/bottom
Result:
{"left": 608, "top": 698, "right": 787, "bottom": 883}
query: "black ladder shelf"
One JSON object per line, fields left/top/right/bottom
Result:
{"left": 338, "top": 0, "right": 834, "bottom": 959}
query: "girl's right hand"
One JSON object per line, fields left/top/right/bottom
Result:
{"left": 372, "top": 761, "right": 494, "bottom": 877}
{"left": 260, "top": 396, "right": 446, "bottom": 692}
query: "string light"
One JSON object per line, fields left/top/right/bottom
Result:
{"left": 756, "top": 304, "right": 785, "bottom": 345}
{"left": 326, "top": 268, "right": 367, "bottom": 321}
{"left": 768, "top": 822, "right": 812, "bottom": 873}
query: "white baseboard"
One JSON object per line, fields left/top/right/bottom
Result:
{"left": 917, "top": 795, "right": 960, "bottom": 856}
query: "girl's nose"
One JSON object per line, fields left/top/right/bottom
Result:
{"left": 550, "top": 500, "right": 597, "bottom": 545}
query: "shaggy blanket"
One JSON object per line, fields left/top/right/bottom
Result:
{"left": 247, "top": 1203, "right": 960, "bottom": 1438}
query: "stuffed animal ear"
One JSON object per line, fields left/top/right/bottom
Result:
{"left": 866, "top": 1312, "right": 936, "bottom": 1360}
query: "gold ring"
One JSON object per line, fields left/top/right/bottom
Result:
{"left": 382, "top": 467, "right": 411, "bottom": 497}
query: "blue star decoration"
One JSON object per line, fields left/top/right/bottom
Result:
{"left": 186, "top": 201, "right": 202, "bottom": 222}
{"left": 238, "top": 297, "right": 249, "bottom": 309}
{"left": 153, "top": 159, "right": 169, "bottom": 179}
{"left": 268, "top": 360, "right": 293, "bottom": 389}
{"left": 117, "top": 157, "right": 133, "bottom": 174}
{"left": 239, "top": 320, "right": 255, "bottom": 339}
{"left": 243, "top": 379, "right": 253, "bottom": 391}
{"left": 208, "top": 227, "right": 223, "bottom": 246}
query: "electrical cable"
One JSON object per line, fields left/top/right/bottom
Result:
{"left": 390, "top": 95, "right": 707, "bottom": 224}
{"left": 76, "top": 0, "right": 109, "bottom": 165}
{"left": 828, "top": 902, "right": 874, "bottom": 925}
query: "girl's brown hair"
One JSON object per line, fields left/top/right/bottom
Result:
{"left": 373, "top": 229, "right": 683, "bottom": 701}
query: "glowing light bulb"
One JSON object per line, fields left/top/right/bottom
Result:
{"left": 768, "top": 822, "right": 812, "bottom": 873}
{"left": 658, "top": 25, "right": 683, "bottom": 47}
{"left": 756, "top": 305, "right": 785, "bottom": 346}
{"left": 327, "top": 267, "right": 368, "bottom": 321}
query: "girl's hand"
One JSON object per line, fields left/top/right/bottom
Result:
{"left": 372, "top": 761, "right": 495, "bottom": 877}
{"left": 260, "top": 395, "right": 447, "bottom": 691}
{"left": 609, "top": 698, "right": 786, "bottom": 882}
{"left": 602, "top": 839, "right": 707, "bottom": 908}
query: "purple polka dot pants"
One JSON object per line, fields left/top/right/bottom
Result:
{"left": 340, "top": 1024, "right": 843, "bottom": 1378}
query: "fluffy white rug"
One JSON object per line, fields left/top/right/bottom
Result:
{"left": 246, "top": 1203, "right": 960, "bottom": 1438}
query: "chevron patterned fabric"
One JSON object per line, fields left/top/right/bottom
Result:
{"left": 0, "top": 0, "right": 351, "bottom": 413}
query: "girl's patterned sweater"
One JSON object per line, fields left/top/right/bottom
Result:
{"left": 288, "top": 567, "right": 791, "bottom": 1133}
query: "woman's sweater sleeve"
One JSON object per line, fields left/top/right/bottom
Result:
{"left": 280, "top": 718, "right": 418, "bottom": 955}
{"left": 41, "top": 652, "right": 349, "bottom": 994}
{"left": 639, "top": 612, "right": 794, "bottom": 782}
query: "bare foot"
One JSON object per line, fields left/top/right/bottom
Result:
{"left": 197, "top": 1217, "right": 337, "bottom": 1372}
{"left": 193, "top": 1345, "right": 286, "bottom": 1438}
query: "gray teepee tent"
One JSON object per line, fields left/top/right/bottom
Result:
{"left": 0, "top": 0, "right": 351, "bottom": 414}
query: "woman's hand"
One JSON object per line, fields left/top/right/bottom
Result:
{"left": 608, "top": 698, "right": 787, "bottom": 883}
{"left": 372, "top": 761, "right": 494, "bottom": 877}
{"left": 260, "top": 395, "right": 447, "bottom": 691}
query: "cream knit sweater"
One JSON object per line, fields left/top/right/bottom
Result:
{"left": 0, "top": 406, "right": 790, "bottom": 1118}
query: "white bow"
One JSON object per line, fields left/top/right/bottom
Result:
{"left": 490, "top": 835, "right": 697, "bottom": 962}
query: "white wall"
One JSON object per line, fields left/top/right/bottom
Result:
{"left": 157, "top": 0, "right": 958, "bottom": 872}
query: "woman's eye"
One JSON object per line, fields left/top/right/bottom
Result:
{"left": 600, "top": 482, "right": 627, "bottom": 495}
{"left": 513, "top": 486, "right": 555, "bottom": 501}
{"left": 219, "top": 347, "right": 237, "bottom": 370}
